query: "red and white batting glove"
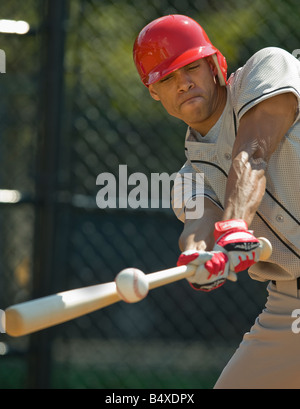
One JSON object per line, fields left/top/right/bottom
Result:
{"left": 213, "top": 219, "right": 260, "bottom": 273}
{"left": 177, "top": 250, "right": 234, "bottom": 292}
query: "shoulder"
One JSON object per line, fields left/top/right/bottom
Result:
{"left": 228, "top": 47, "right": 300, "bottom": 85}
{"left": 247, "top": 46, "right": 296, "bottom": 63}
{"left": 228, "top": 47, "right": 300, "bottom": 119}
{"left": 244, "top": 47, "right": 300, "bottom": 73}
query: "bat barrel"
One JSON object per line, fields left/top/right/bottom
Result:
{"left": 6, "top": 282, "right": 120, "bottom": 337}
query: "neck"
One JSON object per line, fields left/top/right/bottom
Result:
{"left": 191, "top": 85, "right": 227, "bottom": 136}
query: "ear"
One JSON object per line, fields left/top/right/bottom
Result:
{"left": 148, "top": 85, "right": 160, "bottom": 101}
{"left": 206, "top": 56, "right": 218, "bottom": 77}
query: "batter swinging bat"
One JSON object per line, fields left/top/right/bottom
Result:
{"left": 5, "top": 237, "right": 272, "bottom": 337}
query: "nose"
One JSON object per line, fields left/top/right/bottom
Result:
{"left": 176, "top": 70, "right": 194, "bottom": 92}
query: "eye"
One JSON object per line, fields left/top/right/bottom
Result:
{"left": 160, "top": 74, "right": 173, "bottom": 83}
{"left": 188, "top": 63, "right": 200, "bottom": 70}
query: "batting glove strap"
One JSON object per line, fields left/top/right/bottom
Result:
{"left": 189, "top": 278, "right": 226, "bottom": 292}
{"left": 214, "top": 219, "right": 248, "bottom": 241}
{"left": 213, "top": 219, "right": 260, "bottom": 273}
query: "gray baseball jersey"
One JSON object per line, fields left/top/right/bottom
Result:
{"left": 172, "top": 47, "right": 300, "bottom": 282}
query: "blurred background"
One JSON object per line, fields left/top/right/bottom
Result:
{"left": 0, "top": 0, "right": 299, "bottom": 389}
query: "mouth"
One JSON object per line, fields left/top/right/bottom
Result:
{"left": 180, "top": 95, "right": 203, "bottom": 106}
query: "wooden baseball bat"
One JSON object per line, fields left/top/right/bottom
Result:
{"left": 5, "top": 238, "right": 272, "bottom": 337}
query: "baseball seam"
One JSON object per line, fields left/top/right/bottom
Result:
{"left": 134, "top": 270, "right": 148, "bottom": 300}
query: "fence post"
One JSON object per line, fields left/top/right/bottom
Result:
{"left": 27, "top": 0, "right": 67, "bottom": 389}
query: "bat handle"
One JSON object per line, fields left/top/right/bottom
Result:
{"left": 258, "top": 237, "right": 272, "bottom": 261}
{"left": 227, "top": 237, "right": 272, "bottom": 282}
{"left": 147, "top": 265, "right": 195, "bottom": 290}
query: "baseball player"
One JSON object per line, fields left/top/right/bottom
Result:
{"left": 133, "top": 14, "right": 300, "bottom": 389}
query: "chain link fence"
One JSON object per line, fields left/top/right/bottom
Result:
{"left": 0, "top": 0, "right": 299, "bottom": 388}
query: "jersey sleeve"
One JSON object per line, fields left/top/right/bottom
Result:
{"left": 171, "top": 161, "right": 222, "bottom": 223}
{"left": 229, "top": 47, "right": 300, "bottom": 121}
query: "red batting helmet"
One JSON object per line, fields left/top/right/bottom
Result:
{"left": 133, "top": 14, "right": 227, "bottom": 87}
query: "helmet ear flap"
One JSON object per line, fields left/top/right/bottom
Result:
{"left": 211, "top": 54, "right": 227, "bottom": 86}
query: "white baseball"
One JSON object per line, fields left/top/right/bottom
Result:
{"left": 115, "top": 268, "right": 149, "bottom": 303}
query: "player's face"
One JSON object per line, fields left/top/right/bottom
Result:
{"left": 149, "top": 58, "right": 226, "bottom": 135}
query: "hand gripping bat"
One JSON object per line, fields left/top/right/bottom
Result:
{"left": 5, "top": 237, "right": 272, "bottom": 337}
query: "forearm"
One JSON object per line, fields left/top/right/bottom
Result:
{"left": 222, "top": 151, "right": 267, "bottom": 226}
